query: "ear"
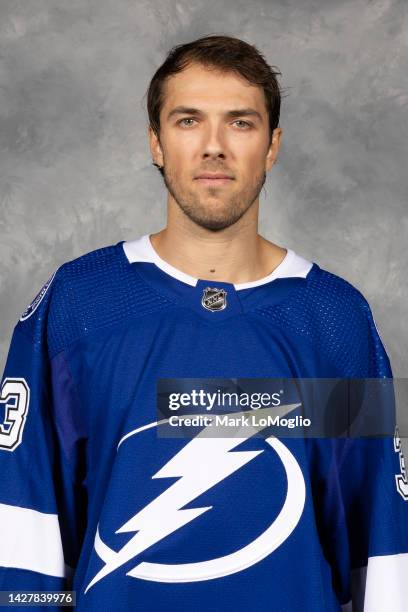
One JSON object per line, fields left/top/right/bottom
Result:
{"left": 265, "top": 127, "right": 282, "bottom": 172}
{"left": 148, "top": 126, "right": 164, "bottom": 168}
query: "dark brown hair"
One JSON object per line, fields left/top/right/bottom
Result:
{"left": 146, "top": 34, "right": 284, "bottom": 150}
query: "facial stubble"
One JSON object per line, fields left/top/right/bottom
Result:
{"left": 162, "top": 166, "right": 267, "bottom": 232}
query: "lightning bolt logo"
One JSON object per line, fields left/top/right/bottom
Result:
{"left": 85, "top": 404, "right": 306, "bottom": 592}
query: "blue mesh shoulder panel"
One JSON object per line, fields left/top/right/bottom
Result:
{"left": 44, "top": 243, "right": 173, "bottom": 358}
{"left": 254, "top": 264, "right": 391, "bottom": 378}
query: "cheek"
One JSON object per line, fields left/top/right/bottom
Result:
{"left": 164, "top": 135, "right": 200, "bottom": 169}
{"left": 238, "top": 149, "right": 268, "bottom": 177}
{"left": 229, "top": 136, "right": 268, "bottom": 165}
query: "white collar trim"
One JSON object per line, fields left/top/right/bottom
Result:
{"left": 123, "top": 234, "right": 313, "bottom": 290}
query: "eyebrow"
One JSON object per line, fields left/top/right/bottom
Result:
{"left": 167, "top": 106, "right": 263, "bottom": 122}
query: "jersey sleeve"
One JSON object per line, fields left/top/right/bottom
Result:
{"left": 330, "top": 299, "right": 408, "bottom": 611}
{"left": 336, "top": 430, "right": 408, "bottom": 612}
{"left": 0, "top": 271, "right": 87, "bottom": 593}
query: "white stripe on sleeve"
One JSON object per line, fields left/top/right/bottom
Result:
{"left": 0, "top": 502, "right": 67, "bottom": 577}
{"left": 362, "top": 553, "right": 408, "bottom": 612}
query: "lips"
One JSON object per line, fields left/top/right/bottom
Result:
{"left": 195, "top": 173, "right": 234, "bottom": 180}
{"left": 194, "top": 173, "right": 235, "bottom": 186}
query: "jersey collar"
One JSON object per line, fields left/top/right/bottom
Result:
{"left": 122, "top": 234, "right": 313, "bottom": 290}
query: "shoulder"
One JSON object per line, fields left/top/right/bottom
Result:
{"left": 261, "top": 255, "right": 390, "bottom": 376}
{"left": 304, "top": 262, "right": 373, "bottom": 321}
{"left": 264, "top": 254, "right": 373, "bottom": 332}
{"left": 17, "top": 242, "right": 121, "bottom": 320}
{"left": 14, "top": 243, "right": 121, "bottom": 348}
{"left": 304, "top": 263, "right": 390, "bottom": 376}
{"left": 15, "top": 241, "right": 170, "bottom": 358}
{"left": 51, "top": 241, "right": 126, "bottom": 309}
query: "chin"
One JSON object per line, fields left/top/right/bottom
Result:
{"left": 191, "top": 211, "right": 243, "bottom": 232}
{"left": 196, "top": 221, "right": 234, "bottom": 232}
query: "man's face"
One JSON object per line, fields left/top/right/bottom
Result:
{"left": 149, "top": 62, "right": 281, "bottom": 231}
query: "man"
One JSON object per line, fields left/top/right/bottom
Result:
{"left": 0, "top": 35, "right": 407, "bottom": 611}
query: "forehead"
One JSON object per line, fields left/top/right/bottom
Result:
{"left": 161, "top": 62, "right": 267, "bottom": 114}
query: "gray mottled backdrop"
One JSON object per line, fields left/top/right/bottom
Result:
{"left": 1, "top": 1, "right": 407, "bottom": 381}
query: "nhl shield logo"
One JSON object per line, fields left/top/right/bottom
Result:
{"left": 201, "top": 287, "right": 227, "bottom": 311}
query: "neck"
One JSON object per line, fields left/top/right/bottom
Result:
{"left": 149, "top": 198, "right": 287, "bottom": 285}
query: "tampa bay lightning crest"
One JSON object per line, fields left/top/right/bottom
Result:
{"left": 201, "top": 287, "right": 227, "bottom": 311}
{"left": 83, "top": 419, "right": 306, "bottom": 593}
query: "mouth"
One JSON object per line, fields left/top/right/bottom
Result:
{"left": 194, "top": 174, "right": 235, "bottom": 187}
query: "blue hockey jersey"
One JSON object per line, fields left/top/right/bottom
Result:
{"left": 1, "top": 234, "right": 407, "bottom": 611}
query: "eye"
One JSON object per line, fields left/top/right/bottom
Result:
{"left": 177, "top": 117, "right": 197, "bottom": 127}
{"left": 233, "top": 120, "right": 252, "bottom": 129}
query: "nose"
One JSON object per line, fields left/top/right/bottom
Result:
{"left": 202, "top": 121, "right": 226, "bottom": 161}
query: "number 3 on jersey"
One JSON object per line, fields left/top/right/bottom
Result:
{"left": 0, "top": 378, "right": 30, "bottom": 451}
{"left": 394, "top": 426, "right": 408, "bottom": 500}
